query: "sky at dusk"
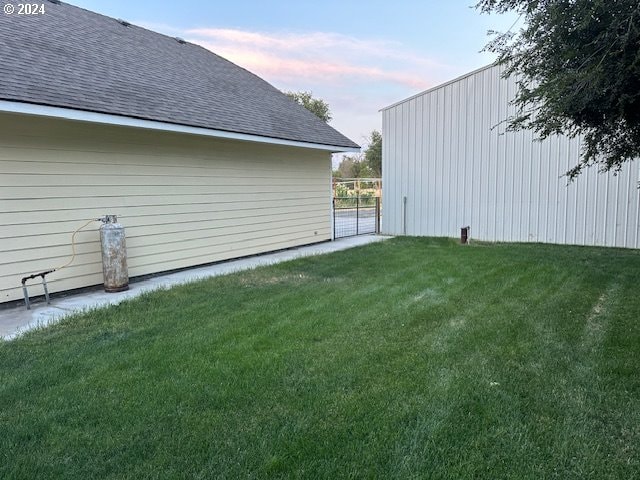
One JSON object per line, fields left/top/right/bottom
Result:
{"left": 66, "top": 0, "right": 518, "bottom": 150}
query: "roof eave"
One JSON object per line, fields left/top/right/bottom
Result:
{"left": 0, "top": 100, "right": 360, "bottom": 153}
{"left": 380, "top": 62, "right": 498, "bottom": 112}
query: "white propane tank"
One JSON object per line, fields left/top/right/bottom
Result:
{"left": 99, "top": 215, "right": 129, "bottom": 292}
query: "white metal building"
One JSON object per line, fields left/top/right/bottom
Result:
{"left": 382, "top": 63, "right": 640, "bottom": 248}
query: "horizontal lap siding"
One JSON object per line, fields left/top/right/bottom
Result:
{"left": 0, "top": 113, "right": 331, "bottom": 303}
{"left": 382, "top": 64, "right": 640, "bottom": 248}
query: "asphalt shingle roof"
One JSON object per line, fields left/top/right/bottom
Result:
{"left": 0, "top": 0, "right": 359, "bottom": 149}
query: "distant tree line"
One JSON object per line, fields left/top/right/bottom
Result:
{"left": 334, "top": 130, "right": 382, "bottom": 178}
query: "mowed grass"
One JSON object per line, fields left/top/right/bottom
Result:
{"left": 1, "top": 237, "right": 639, "bottom": 479}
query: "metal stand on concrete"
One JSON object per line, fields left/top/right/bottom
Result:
{"left": 21, "top": 270, "right": 54, "bottom": 310}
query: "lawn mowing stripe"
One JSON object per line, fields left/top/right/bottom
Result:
{"left": 1, "top": 237, "right": 639, "bottom": 479}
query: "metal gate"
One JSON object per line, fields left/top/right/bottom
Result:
{"left": 333, "top": 196, "right": 381, "bottom": 238}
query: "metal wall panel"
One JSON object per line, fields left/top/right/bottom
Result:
{"left": 382, "top": 64, "right": 640, "bottom": 248}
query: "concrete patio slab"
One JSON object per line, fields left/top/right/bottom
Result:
{"left": 0, "top": 235, "right": 391, "bottom": 340}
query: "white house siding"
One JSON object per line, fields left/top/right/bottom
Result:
{"left": 382, "top": 63, "right": 640, "bottom": 248}
{"left": 0, "top": 113, "right": 332, "bottom": 303}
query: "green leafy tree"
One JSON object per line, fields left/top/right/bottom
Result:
{"left": 351, "top": 157, "right": 373, "bottom": 178}
{"left": 334, "top": 155, "right": 372, "bottom": 179}
{"left": 285, "top": 91, "right": 332, "bottom": 123}
{"left": 364, "top": 130, "right": 382, "bottom": 176}
{"left": 476, "top": 0, "right": 640, "bottom": 179}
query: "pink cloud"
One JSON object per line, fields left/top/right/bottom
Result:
{"left": 188, "top": 29, "right": 395, "bottom": 55}
{"left": 123, "top": 25, "right": 459, "bottom": 145}
{"left": 194, "top": 40, "right": 431, "bottom": 90}
{"left": 186, "top": 28, "right": 446, "bottom": 90}
{"left": 125, "top": 19, "right": 469, "bottom": 145}
{"left": 176, "top": 27, "right": 459, "bottom": 145}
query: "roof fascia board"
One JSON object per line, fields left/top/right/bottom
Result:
{"left": 0, "top": 100, "right": 360, "bottom": 153}
{"left": 380, "top": 63, "right": 497, "bottom": 112}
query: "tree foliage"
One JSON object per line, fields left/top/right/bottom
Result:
{"left": 285, "top": 91, "right": 332, "bottom": 123}
{"left": 476, "top": 0, "right": 640, "bottom": 179}
{"left": 364, "top": 130, "right": 382, "bottom": 176}
{"left": 333, "top": 130, "right": 383, "bottom": 178}
{"left": 333, "top": 155, "right": 372, "bottom": 179}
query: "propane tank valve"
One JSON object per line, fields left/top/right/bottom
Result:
{"left": 97, "top": 214, "right": 118, "bottom": 224}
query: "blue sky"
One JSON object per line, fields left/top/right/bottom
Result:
{"left": 68, "top": 0, "right": 517, "bottom": 148}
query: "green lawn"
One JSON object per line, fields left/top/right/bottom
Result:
{"left": 1, "top": 237, "right": 639, "bottom": 479}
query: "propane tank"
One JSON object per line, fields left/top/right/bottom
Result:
{"left": 100, "top": 215, "right": 129, "bottom": 292}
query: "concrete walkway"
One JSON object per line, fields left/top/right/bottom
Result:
{"left": 0, "top": 235, "right": 391, "bottom": 340}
